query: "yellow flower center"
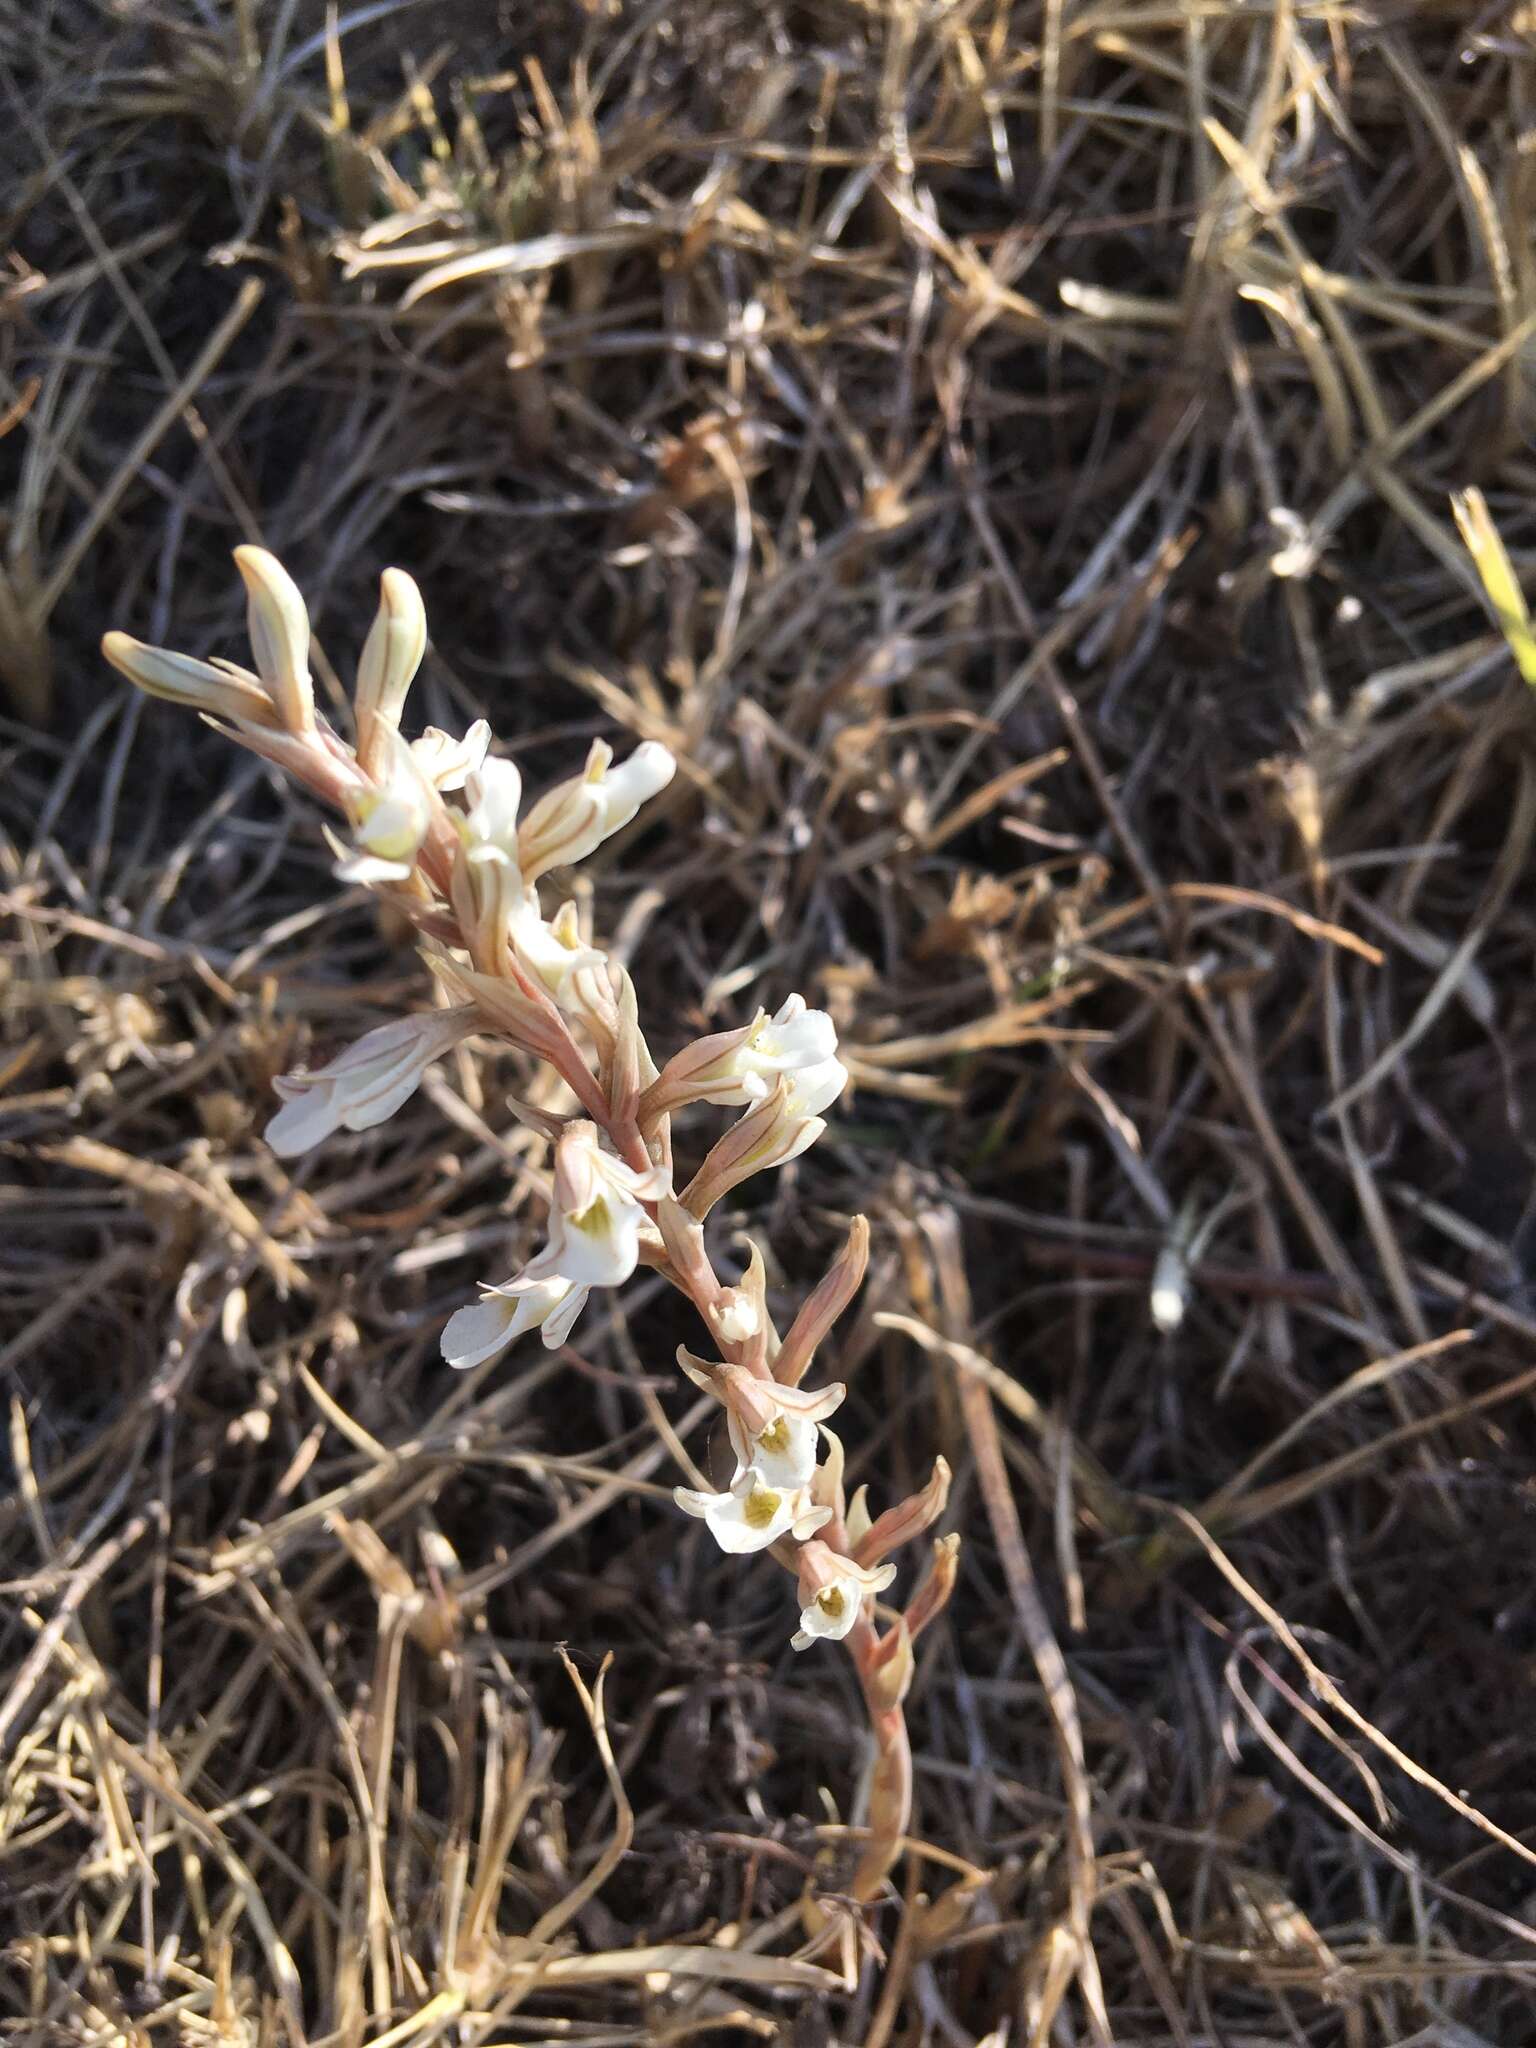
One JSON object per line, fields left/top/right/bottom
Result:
{"left": 570, "top": 1195, "right": 611, "bottom": 1238}
{"left": 757, "top": 1418, "right": 790, "bottom": 1455}
{"left": 743, "top": 1486, "right": 782, "bottom": 1530}
{"left": 350, "top": 790, "right": 422, "bottom": 860}
{"left": 816, "top": 1586, "right": 846, "bottom": 1619}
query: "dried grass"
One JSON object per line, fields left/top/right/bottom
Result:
{"left": 4, "top": 3, "right": 1536, "bottom": 2042}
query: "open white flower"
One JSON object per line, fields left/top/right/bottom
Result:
{"left": 460, "top": 756, "right": 524, "bottom": 860}
{"left": 518, "top": 739, "right": 676, "bottom": 882}
{"left": 442, "top": 1274, "right": 588, "bottom": 1367}
{"left": 266, "top": 1009, "right": 472, "bottom": 1156}
{"left": 674, "top": 1468, "right": 831, "bottom": 1555}
{"left": 791, "top": 1540, "right": 897, "bottom": 1650}
{"left": 337, "top": 727, "right": 435, "bottom": 882}
{"left": 723, "top": 1377, "right": 845, "bottom": 1490}
{"left": 448, "top": 756, "right": 532, "bottom": 963}
{"left": 509, "top": 897, "right": 609, "bottom": 1004}
{"left": 781, "top": 1055, "right": 848, "bottom": 1119}
{"left": 700, "top": 995, "right": 843, "bottom": 1110}
{"left": 522, "top": 1121, "right": 669, "bottom": 1290}
{"left": 412, "top": 720, "right": 491, "bottom": 791}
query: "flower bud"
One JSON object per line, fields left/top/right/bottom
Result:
{"left": 903, "top": 1532, "right": 961, "bottom": 1644}
{"left": 233, "top": 546, "right": 314, "bottom": 733}
{"left": 773, "top": 1215, "right": 869, "bottom": 1386}
{"left": 679, "top": 1082, "right": 827, "bottom": 1217}
{"left": 101, "top": 633, "right": 280, "bottom": 729}
{"left": 864, "top": 1618, "right": 915, "bottom": 1711}
{"left": 356, "top": 567, "right": 427, "bottom": 772}
{"left": 853, "top": 1458, "right": 951, "bottom": 1569}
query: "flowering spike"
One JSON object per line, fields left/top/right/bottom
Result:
{"left": 102, "top": 545, "right": 952, "bottom": 1912}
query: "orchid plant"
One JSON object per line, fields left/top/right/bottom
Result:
{"left": 104, "top": 549, "right": 958, "bottom": 1902}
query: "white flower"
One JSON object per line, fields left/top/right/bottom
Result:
{"left": 713, "top": 1288, "right": 759, "bottom": 1345}
{"left": 265, "top": 1009, "right": 471, "bottom": 1156}
{"left": 780, "top": 1055, "right": 848, "bottom": 1118}
{"left": 337, "top": 728, "right": 434, "bottom": 881}
{"left": 509, "top": 897, "right": 608, "bottom": 1003}
{"left": 442, "top": 1274, "right": 588, "bottom": 1367}
{"left": 412, "top": 720, "right": 491, "bottom": 791}
{"left": 724, "top": 1379, "right": 845, "bottom": 1490}
{"left": 460, "top": 756, "right": 524, "bottom": 860}
{"left": 791, "top": 1541, "right": 897, "bottom": 1651}
{"left": 522, "top": 1121, "right": 669, "bottom": 1291}
{"left": 700, "top": 996, "right": 847, "bottom": 1115}
{"left": 517, "top": 739, "right": 676, "bottom": 882}
{"left": 674, "top": 1468, "right": 831, "bottom": 1555}
{"left": 734, "top": 1411, "right": 819, "bottom": 1488}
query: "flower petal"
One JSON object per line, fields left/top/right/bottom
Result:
{"left": 441, "top": 1296, "right": 520, "bottom": 1369}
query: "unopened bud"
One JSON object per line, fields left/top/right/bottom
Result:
{"left": 101, "top": 633, "right": 279, "bottom": 729}
{"left": 854, "top": 1457, "right": 951, "bottom": 1568}
{"left": 356, "top": 567, "right": 427, "bottom": 773}
{"left": 680, "top": 1082, "right": 826, "bottom": 1217}
{"left": 773, "top": 1215, "right": 869, "bottom": 1386}
{"left": 233, "top": 546, "right": 314, "bottom": 733}
{"left": 865, "top": 1618, "right": 915, "bottom": 1711}
{"left": 904, "top": 1532, "right": 961, "bottom": 1643}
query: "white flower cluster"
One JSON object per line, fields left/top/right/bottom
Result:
{"left": 105, "top": 551, "right": 850, "bottom": 1364}
{"left": 103, "top": 551, "right": 954, "bottom": 1694}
